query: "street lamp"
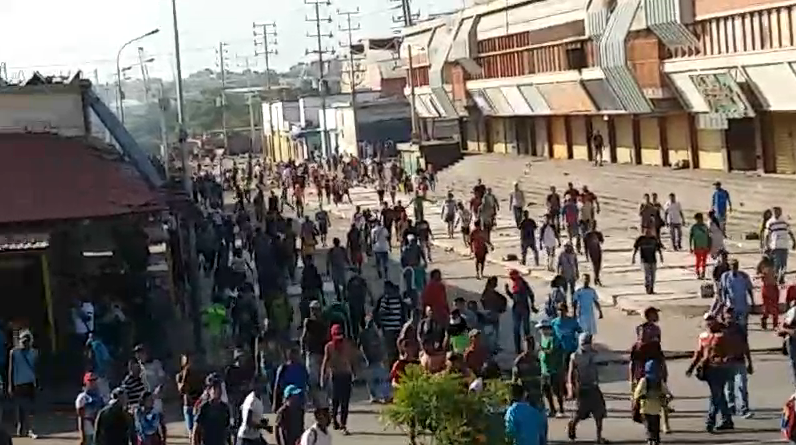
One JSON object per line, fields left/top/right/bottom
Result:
{"left": 116, "top": 28, "right": 160, "bottom": 124}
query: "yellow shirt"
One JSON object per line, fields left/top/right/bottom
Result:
{"left": 633, "top": 378, "right": 671, "bottom": 415}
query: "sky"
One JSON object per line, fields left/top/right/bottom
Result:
{"left": 1, "top": 0, "right": 460, "bottom": 85}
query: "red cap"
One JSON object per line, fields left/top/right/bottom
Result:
{"left": 83, "top": 372, "right": 97, "bottom": 386}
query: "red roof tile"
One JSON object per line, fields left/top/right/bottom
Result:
{"left": 0, "top": 133, "right": 165, "bottom": 225}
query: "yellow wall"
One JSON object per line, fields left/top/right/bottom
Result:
{"left": 466, "top": 119, "right": 487, "bottom": 153}
{"left": 615, "top": 116, "right": 634, "bottom": 164}
{"left": 697, "top": 129, "right": 726, "bottom": 170}
{"left": 639, "top": 117, "right": 661, "bottom": 166}
{"left": 571, "top": 116, "right": 589, "bottom": 160}
{"left": 666, "top": 114, "right": 691, "bottom": 165}
{"left": 489, "top": 118, "right": 509, "bottom": 154}
{"left": 552, "top": 117, "right": 568, "bottom": 159}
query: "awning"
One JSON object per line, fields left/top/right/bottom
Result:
{"left": 669, "top": 70, "right": 754, "bottom": 117}
{"left": 483, "top": 88, "right": 515, "bottom": 115}
{"left": 0, "top": 133, "right": 166, "bottom": 225}
{"left": 582, "top": 79, "right": 623, "bottom": 111}
{"left": 470, "top": 89, "right": 495, "bottom": 115}
{"left": 744, "top": 63, "right": 796, "bottom": 111}
{"left": 536, "top": 81, "right": 597, "bottom": 113}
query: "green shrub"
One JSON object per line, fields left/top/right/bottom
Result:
{"left": 382, "top": 366, "right": 511, "bottom": 445}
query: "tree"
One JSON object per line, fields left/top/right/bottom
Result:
{"left": 382, "top": 366, "right": 511, "bottom": 445}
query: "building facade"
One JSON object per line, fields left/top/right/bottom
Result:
{"left": 401, "top": 0, "right": 796, "bottom": 173}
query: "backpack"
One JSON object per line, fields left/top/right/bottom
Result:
{"left": 782, "top": 394, "right": 796, "bottom": 442}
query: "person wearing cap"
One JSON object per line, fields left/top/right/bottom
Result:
{"left": 94, "top": 387, "right": 135, "bottom": 445}
{"left": 567, "top": 333, "right": 607, "bottom": 443}
{"left": 538, "top": 319, "right": 565, "bottom": 417}
{"left": 321, "top": 324, "right": 358, "bottom": 434}
{"left": 275, "top": 385, "right": 305, "bottom": 445}
{"left": 711, "top": 181, "right": 732, "bottom": 231}
{"left": 76, "top": 372, "right": 104, "bottom": 445}
{"left": 192, "top": 375, "right": 232, "bottom": 445}
{"left": 686, "top": 313, "right": 734, "bottom": 432}
{"left": 8, "top": 330, "right": 38, "bottom": 438}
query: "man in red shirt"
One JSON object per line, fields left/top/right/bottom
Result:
{"left": 470, "top": 221, "right": 492, "bottom": 280}
{"left": 421, "top": 269, "right": 449, "bottom": 326}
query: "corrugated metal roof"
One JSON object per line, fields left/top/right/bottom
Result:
{"left": 0, "top": 133, "right": 165, "bottom": 225}
{"left": 518, "top": 85, "right": 551, "bottom": 113}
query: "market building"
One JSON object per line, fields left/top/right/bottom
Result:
{"left": 400, "top": 0, "right": 796, "bottom": 173}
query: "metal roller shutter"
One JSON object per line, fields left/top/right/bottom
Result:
{"left": 615, "top": 115, "right": 634, "bottom": 164}
{"left": 535, "top": 117, "right": 549, "bottom": 157}
{"left": 571, "top": 116, "right": 589, "bottom": 160}
{"left": 774, "top": 113, "right": 796, "bottom": 174}
{"left": 551, "top": 117, "right": 568, "bottom": 159}
{"left": 666, "top": 115, "right": 690, "bottom": 165}
{"left": 639, "top": 117, "right": 661, "bottom": 166}
{"left": 696, "top": 129, "right": 725, "bottom": 170}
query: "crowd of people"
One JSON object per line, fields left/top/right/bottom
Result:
{"left": 5, "top": 152, "right": 792, "bottom": 445}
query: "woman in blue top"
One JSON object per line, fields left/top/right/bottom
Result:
{"left": 135, "top": 392, "right": 166, "bottom": 445}
{"left": 551, "top": 304, "right": 582, "bottom": 359}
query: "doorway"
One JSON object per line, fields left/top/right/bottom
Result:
{"left": 725, "top": 118, "right": 757, "bottom": 171}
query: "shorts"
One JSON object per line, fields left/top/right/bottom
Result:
{"left": 461, "top": 226, "right": 471, "bottom": 235}
{"left": 566, "top": 224, "right": 579, "bottom": 238}
{"left": 475, "top": 252, "right": 487, "bottom": 265}
{"left": 542, "top": 373, "right": 563, "bottom": 393}
{"left": 444, "top": 213, "right": 455, "bottom": 224}
{"left": 318, "top": 224, "right": 328, "bottom": 235}
{"left": 573, "top": 386, "right": 606, "bottom": 421}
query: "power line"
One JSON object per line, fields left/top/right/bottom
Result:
{"left": 253, "top": 22, "right": 278, "bottom": 90}
{"left": 306, "top": 0, "right": 334, "bottom": 158}
{"left": 338, "top": 7, "right": 366, "bottom": 158}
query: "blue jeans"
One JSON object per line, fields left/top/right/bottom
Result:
{"left": 183, "top": 405, "right": 195, "bottom": 435}
{"left": 724, "top": 362, "right": 750, "bottom": 415}
{"left": 374, "top": 251, "right": 389, "bottom": 279}
{"left": 367, "top": 363, "right": 391, "bottom": 401}
{"left": 771, "top": 248, "right": 789, "bottom": 283}
{"left": 643, "top": 262, "right": 657, "bottom": 292}
{"left": 705, "top": 365, "right": 733, "bottom": 429}
{"left": 513, "top": 206, "right": 524, "bottom": 228}
{"left": 512, "top": 311, "right": 531, "bottom": 354}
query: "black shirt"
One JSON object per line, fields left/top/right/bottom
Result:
{"left": 634, "top": 235, "right": 663, "bottom": 264}
{"left": 94, "top": 404, "right": 134, "bottom": 445}
{"left": 276, "top": 404, "right": 305, "bottom": 445}
{"left": 303, "top": 318, "right": 328, "bottom": 355}
{"left": 416, "top": 221, "right": 431, "bottom": 241}
{"left": 195, "top": 399, "right": 231, "bottom": 445}
{"left": 519, "top": 218, "right": 538, "bottom": 242}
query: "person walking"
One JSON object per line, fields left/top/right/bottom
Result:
{"left": 237, "top": 380, "right": 271, "bottom": 445}
{"left": 566, "top": 333, "right": 608, "bottom": 444}
{"left": 765, "top": 206, "right": 796, "bottom": 284}
{"left": 301, "top": 302, "right": 329, "bottom": 408}
{"left": 632, "top": 227, "right": 664, "bottom": 294}
{"left": 299, "top": 408, "right": 333, "bottom": 445}
{"left": 540, "top": 216, "right": 560, "bottom": 272}
{"left": 94, "top": 388, "right": 135, "bottom": 445}
{"left": 76, "top": 372, "right": 105, "bottom": 445}
{"left": 557, "top": 243, "right": 579, "bottom": 296}
{"left": 192, "top": 375, "right": 233, "bottom": 445}
{"left": 718, "top": 259, "right": 754, "bottom": 333}
{"left": 505, "top": 270, "right": 538, "bottom": 354}
{"left": 583, "top": 221, "right": 604, "bottom": 285}
{"left": 592, "top": 131, "right": 605, "bottom": 166}
{"left": 510, "top": 182, "right": 526, "bottom": 229}
{"left": 441, "top": 192, "right": 458, "bottom": 239}
{"left": 8, "top": 331, "right": 38, "bottom": 439}
{"left": 572, "top": 275, "right": 603, "bottom": 338}
{"left": 711, "top": 181, "right": 732, "bottom": 231}
{"left": 134, "top": 392, "right": 166, "bottom": 445}
{"left": 664, "top": 193, "right": 685, "bottom": 251}
{"left": 176, "top": 353, "right": 205, "bottom": 437}
{"left": 326, "top": 238, "right": 349, "bottom": 300}
{"left": 275, "top": 385, "right": 305, "bottom": 445}
{"left": 505, "top": 383, "right": 548, "bottom": 445}
{"left": 722, "top": 307, "right": 754, "bottom": 419}
{"left": 632, "top": 360, "right": 673, "bottom": 445}
{"left": 519, "top": 211, "right": 539, "bottom": 267}
{"left": 321, "top": 325, "right": 358, "bottom": 435}
{"left": 686, "top": 314, "right": 734, "bottom": 433}
{"left": 538, "top": 320, "right": 566, "bottom": 418}
{"left": 690, "top": 213, "right": 711, "bottom": 279}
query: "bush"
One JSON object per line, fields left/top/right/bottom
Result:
{"left": 382, "top": 365, "right": 511, "bottom": 445}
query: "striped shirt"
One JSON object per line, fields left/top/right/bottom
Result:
{"left": 766, "top": 216, "right": 792, "bottom": 250}
{"left": 377, "top": 294, "right": 405, "bottom": 332}
{"left": 121, "top": 373, "right": 148, "bottom": 409}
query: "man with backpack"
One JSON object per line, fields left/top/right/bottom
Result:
{"left": 300, "top": 408, "right": 333, "bottom": 445}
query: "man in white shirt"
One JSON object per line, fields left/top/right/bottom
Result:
{"left": 766, "top": 206, "right": 796, "bottom": 283}
{"left": 509, "top": 181, "right": 526, "bottom": 228}
{"left": 238, "top": 383, "right": 271, "bottom": 445}
{"left": 664, "top": 192, "right": 685, "bottom": 251}
{"left": 300, "top": 408, "right": 333, "bottom": 445}
{"left": 371, "top": 221, "right": 391, "bottom": 279}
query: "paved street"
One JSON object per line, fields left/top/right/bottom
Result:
{"left": 14, "top": 356, "right": 792, "bottom": 445}
{"left": 15, "top": 155, "right": 796, "bottom": 445}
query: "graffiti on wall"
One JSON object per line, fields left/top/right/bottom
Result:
{"left": 690, "top": 72, "right": 752, "bottom": 118}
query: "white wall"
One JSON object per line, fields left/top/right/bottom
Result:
{"left": 0, "top": 91, "right": 85, "bottom": 136}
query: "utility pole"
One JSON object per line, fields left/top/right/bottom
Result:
{"left": 306, "top": 0, "right": 334, "bottom": 159}
{"left": 216, "top": 42, "right": 230, "bottom": 150}
{"left": 393, "top": 0, "right": 420, "bottom": 141}
{"left": 338, "top": 8, "right": 365, "bottom": 157}
{"left": 237, "top": 56, "right": 258, "bottom": 154}
{"left": 253, "top": 21, "right": 278, "bottom": 161}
